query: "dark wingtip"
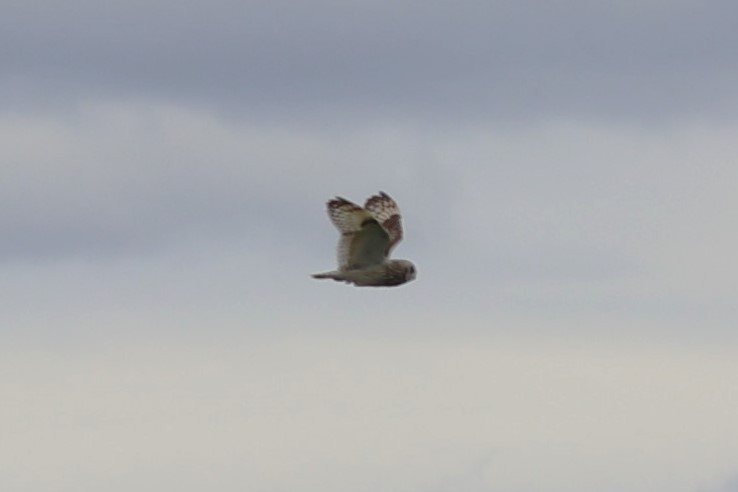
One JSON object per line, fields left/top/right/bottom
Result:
{"left": 329, "top": 196, "right": 352, "bottom": 205}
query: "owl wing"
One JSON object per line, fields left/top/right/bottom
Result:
{"left": 346, "top": 219, "right": 390, "bottom": 269}
{"left": 364, "top": 192, "right": 404, "bottom": 256}
{"left": 327, "top": 197, "right": 390, "bottom": 271}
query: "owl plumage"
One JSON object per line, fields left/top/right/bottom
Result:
{"left": 312, "top": 192, "right": 416, "bottom": 287}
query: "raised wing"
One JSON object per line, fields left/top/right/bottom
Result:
{"left": 346, "top": 219, "right": 390, "bottom": 269}
{"left": 364, "top": 192, "right": 404, "bottom": 256}
{"left": 327, "top": 197, "right": 372, "bottom": 234}
{"left": 326, "top": 197, "right": 379, "bottom": 270}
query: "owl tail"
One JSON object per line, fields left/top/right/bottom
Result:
{"left": 311, "top": 270, "right": 348, "bottom": 282}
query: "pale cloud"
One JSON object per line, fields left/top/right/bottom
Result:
{"left": 704, "top": 474, "right": 738, "bottom": 492}
{"left": 2, "top": 337, "right": 737, "bottom": 492}
{"left": 2, "top": 104, "right": 737, "bottom": 335}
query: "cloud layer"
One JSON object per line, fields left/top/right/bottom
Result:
{"left": 3, "top": 337, "right": 738, "bottom": 492}
{"left": 2, "top": 2, "right": 738, "bottom": 491}
{"left": 4, "top": 0, "right": 738, "bottom": 120}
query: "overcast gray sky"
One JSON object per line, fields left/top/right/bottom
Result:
{"left": 2, "top": 1, "right": 738, "bottom": 491}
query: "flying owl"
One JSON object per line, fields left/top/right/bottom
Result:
{"left": 312, "top": 191, "right": 417, "bottom": 287}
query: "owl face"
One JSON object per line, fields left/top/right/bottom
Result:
{"left": 396, "top": 260, "right": 417, "bottom": 283}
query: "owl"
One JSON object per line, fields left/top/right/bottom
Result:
{"left": 312, "top": 191, "right": 417, "bottom": 287}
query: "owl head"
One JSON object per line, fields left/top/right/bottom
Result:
{"left": 393, "top": 259, "right": 417, "bottom": 283}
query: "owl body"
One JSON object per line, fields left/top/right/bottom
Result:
{"left": 312, "top": 192, "right": 416, "bottom": 287}
{"left": 313, "top": 259, "right": 416, "bottom": 287}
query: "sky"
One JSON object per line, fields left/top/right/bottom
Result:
{"left": 2, "top": 1, "right": 738, "bottom": 491}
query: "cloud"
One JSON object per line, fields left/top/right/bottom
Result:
{"left": 2, "top": 102, "right": 737, "bottom": 337}
{"left": 704, "top": 474, "right": 738, "bottom": 492}
{"left": 3, "top": 3, "right": 737, "bottom": 491}
{"left": 3, "top": 0, "right": 738, "bottom": 121}
{"left": 0, "top": 104, "right": 375, "bottom": 259}
{"left": 2, "top": 337, "right": 737, "bottom": 492}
